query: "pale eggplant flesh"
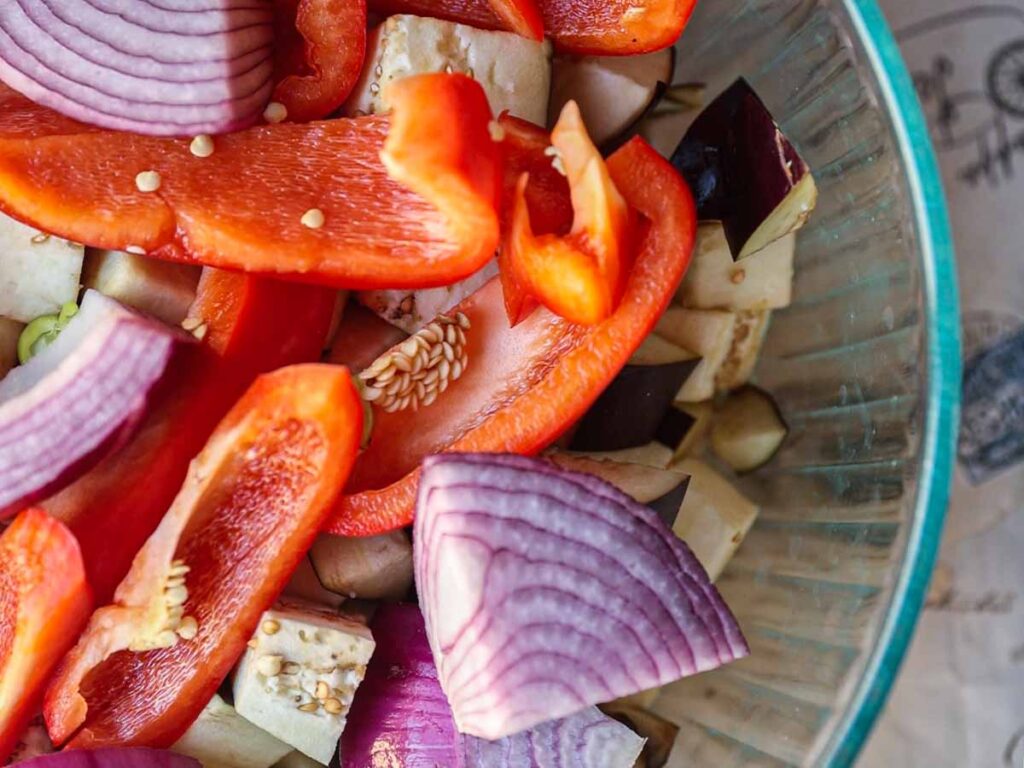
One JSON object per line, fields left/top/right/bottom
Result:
{"left": 671, "top": 78, "right": 816, "bottom": 260}
{"left": 709, "top": 385, "right": 788, "bottom": 473}
{"left": 549, "top": 48, "right": 676, "bottom": 151}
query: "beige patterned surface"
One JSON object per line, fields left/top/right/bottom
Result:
{"left": 862, "top": 2, "right": 1024, "bottom": 766}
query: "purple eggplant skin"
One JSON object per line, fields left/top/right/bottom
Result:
{"left": 671, "top": 78, "right": 810, "bottom": 259}
{"left": 648, "top": 477, "right": 690, "bottom": 528}
{"left": 570, "top": 358, "right": 699, "bottom": 453}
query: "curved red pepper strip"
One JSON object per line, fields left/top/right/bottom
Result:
{"left": 0, "top": 74, "right": 501, "bottom": 290}
{"left": 367, "top": 0, "right": 697, "bottom": 54}
{"left": 503, "top": 102, "right": 631, "bottom": 325}
{"left": 495, "top": 115, "right": 573, "bottom": 324}
{"left": 44, "top": 271, "right": 337, "bottom": 603}
{"left": 273, "top": 0, "right": 368, "bottom": 121}
{"left": 330, "top": 136, "right": 696, "bottom": 535}
{"left": 45, "top": 365, "right": 364, "bottom": 749}
{"left": 0, "top": 509, "right": 91, "bottom": 762}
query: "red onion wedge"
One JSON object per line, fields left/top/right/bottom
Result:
{"left": 0, "top": 289, "right": 190, "bottom": 518}
{"left": 414, "top": 453, "right": 749, "bottom": 741}
{"left": 341, "top": 604, "right": 646, "bottom": 768}
{"left": 0, "top": 0, "right": 274, "bottom": 136}
{"left": 14, "top": 748, "right": 200, "bottom": 768}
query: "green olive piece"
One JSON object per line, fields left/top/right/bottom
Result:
{"left": 17, "top": 301, "right": 79, "bottom": 364}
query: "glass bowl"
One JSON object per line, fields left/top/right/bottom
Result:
{"left": 645, "top": 1, "right": 961, "bottom": 765}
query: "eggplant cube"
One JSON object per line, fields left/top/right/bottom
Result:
{"left": 548, "top": 49, "right": 675, "bottom": 148}
{"left": 654, "top": 308, "right": 736, "bottom": 402}
{"left": 357, "top": 260, "right": 498, "bottom": 334}
{"left": 282, "top": 556, "right": 347, "bottom": 609}
{"left": 677, "top": 222, "right": 794, "bottom": 311}
{"left": 0, "top": 213, "right": 83, "bottom": 324}
{"left": 82, "top": 250, "right": 200, "bottom": 326}
{"left": 309, "top": 531, "right": 414, "bottom": 602}
{"left": 570, "top": 358, "right": 699, "bottom": 452}
{"left": 346, "top": 15, "right": 552, "bottom": 126}
{"left": 716, "top": 310, "right": 771, "bottom": 392}
{"left": 671, "top": 460, "right": 759, "bottom": 581}
{"left": 671, "top": 78, "right": 816, "bottom": 260}
{"left": 233, "top": 601, "right": 376, "bottom": 764}
{"left": 172, "top": 694, "right": 292, "bottom": 768}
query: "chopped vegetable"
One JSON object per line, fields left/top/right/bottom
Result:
{"left": 15, "top": 301, "right": 77, "bottom": 364}
{"left": 13, "top": 750, "right": 200, "bottom": 768}
{"left": 670, "top": 460, "right": 759, "bottom": 581}
{"left": 0, "top": 318, "right": 21, "bottom": 379}
{"left": 171, "top": 694, "right": 291, "bottom": 768}
{"left": 6, "top": 716, "right": 52, "bottom": 765}
{"left": 272, "top": 753, "right": 320, "bottom": 768}
{"left": 367, "top": 0, "right": 697, "bottom": 54}
{"left": 272, "top": 0, "right": 367, "bottom": 122}
{"left": 599, "top": 701, "right": 679, "bottom": 768}
{"left": 341, "top": 604, "right": 647, "bottom": 767}
{"left": 546, "top": 450, "right": 687, "bottom": 504}
{"left": 331, "top": 136, "right": 696, "bottom": 536}
{"left": 0, "top": 509, "right": 91, "bottom": 764}
{"left": 654, "top": 307, "right": 735, "bottom": 402}
{"left": 462, "top": 708, "right": 646, "bottom": 766}
{"left": 42, "top": 272, "right": 337, "bottom": 603}
{"left": 503, "top": 101, "right": 631, "bottom": 325}
{"left": 346, "top": 16, "right": 551, "bottom": 127}
{"left": 0, "top": 74, "right": 501, "bottom": 290}
{"left": 549, "top": 49, "right": 675, "bottom": 148}
{"left": 357, "top": 312, "right": 471, "bottom": 414}
{"left": 82, "top": 250, "right": 201, "bottom": 326}
{"left": 282, "top": 557, "right": 347, "bottom": 610}
{"left": 0, "top": 2, "right": 274, "bottom": 136}
{"left": 485, "top": 0, "right": 546, "bottom": 40}
{"left": 677, "top": 222, "right": 794, "bottom": 311}
{"left": 0, "top": 291, "right": 190, "bottom": 518}
{"left": 657, "top": 400, "right": 713, "bottom": 465}
{"left": 340, "top": 605, "right": 460, "bottom": 766}
{"left": 233, "top": 601, "right": 376, "bottom": 764}
{"left": 671, "top": 78, "right": 817, "bottom": 259}
{"left": 571, "top": 441, "right": 675, "bottom": 469}
{"left": 356, "top": 261, "right": 498, "bottom": 335}
{"left": 568, "top": 358, "right": 699, "bottom": 452}
{"left": 326, "top": 304, "right": 409, "bottom": 373}
{"left": 44, "top": 365, "right": 364, "bottom": 749}
{"left": 415, "top": 453, "right": 748, "bottom": 740}
{"left": 310, "top": 532, "right": 414, "bottom": 601}
{"left": 716, "top": 310, "right": 770, "bottom": 392}
{"left": 709, "top": 386, "right": 788, "bottom": 472}
{"left": 629, "top": 333, "right": 695, "bottom": 366}
{"left": 0, "top": 212, "right": 83, "bottom": 324}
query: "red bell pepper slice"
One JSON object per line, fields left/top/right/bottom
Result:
{"left": 0, "top": 74, "right": 501, "bottom": 289}
{"left": 503, "top": 102, "right": 631, "bottom": 325}
{"left": 495, "top": 115, "right": 573, "bottom": 324}
{"left": 43, "top": 271, "right": 337, "bottom": 603}
{"left": 273, "top": 0, "right": 367, "bottom": 121}
{"left": 45, "top": 364, "right": 364, "bottom": 749}
{"left": 486, "top": 0, "right": 545, "bottom": 40}
{"left": 366, "top": 0, "right": 697, "bottom": 54}
{"left": 0, "top": 509, "right": 91, "bottom": 762}
{"left": 330, "top": 136, "right": 696, "bottom": 535}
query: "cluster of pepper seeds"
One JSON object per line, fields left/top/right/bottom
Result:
{"left": 359, "top": 313, "right": 470, "bottom": 413}
{"left": 252, "top": 619, "right": 357, "bottom": 716}
{"left": 129, "top": 558, "right": 196, "bottom": 651}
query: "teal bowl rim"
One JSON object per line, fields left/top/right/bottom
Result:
{"left": 819, "top": 1, "right": 962, "bottom": 765}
